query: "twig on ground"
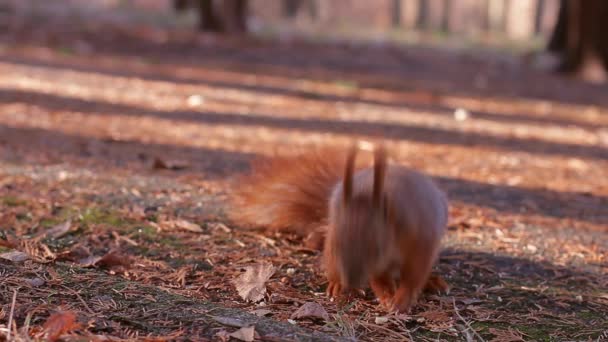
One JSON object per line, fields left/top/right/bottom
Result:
{"left": 60, "top": 285, "right": 96, "bottom": 315}
{"left": 453, "top": 297, "right": 485, "bottom": 342}
{"left": 7, "top": 289, "right": 17, "bottom": 341}
{"left": 358, "top": 321, "right": 412, "bottom": 341}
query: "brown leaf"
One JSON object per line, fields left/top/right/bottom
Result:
{"left": 229, "top": 326, "right": 255, "bottom": 342}
{"left": 250, "top": 309, "right": 272, "bottom": 317}
{"left": 42, "top": 311, "right": 80, "bottom": 342}
{"left": 211, "top": 316, "right": 247, "bottom": 328}
{"left": 290, "top": 302, "right": 329, "bottom": 321}
{"left": 78, "top": 251, "right": 130, "bottom": 269}
{"left": 20, "top": 240, "right": 56, "bottom": 263}
{"left": 232, "top": 263, "right": 276, "bottom": 302}
{"left": 0, "top": 250, "right": 30, "bottom": 262}
{"left": 215, "top": 330, "right": 231, "bottom": 342}
{"left": 153, "top": 157, "right": 189, "bottom": 170}
{"left": 163, "top": 219, "right": 203, "bottom": 233}
{"left": 25, "top": 277, "right": 46, "bottom": 287}
{"left": 45, "top": 220, "right": 72, "bottom": 239}
{"left": 78, "top": 255, "right": 102, "bottom": 267}
{"left": 0, "top": 236, "right": 18, "bottom": 248}
{"left": 459, "top": 298, "right": 484, "bottom": 305}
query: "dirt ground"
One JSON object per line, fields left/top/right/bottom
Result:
{"left": 0, "top": 5, "right": 607, "bottom": 342}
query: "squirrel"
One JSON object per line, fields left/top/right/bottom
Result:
{"left": 230, "top": 142, "right": 449, "bottom": 312}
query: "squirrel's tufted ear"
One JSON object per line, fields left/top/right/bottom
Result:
{"left": 343, "top": 143, "right": 358, "bottom": 205}
{"left": 373, "top": 144, "right": 387, "bottom": 208}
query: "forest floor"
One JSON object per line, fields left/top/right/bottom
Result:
{"left": 0, "top": 5, "right": 607, "bottom": 342}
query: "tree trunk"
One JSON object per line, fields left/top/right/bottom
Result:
{"left": 392, "top": 0, "right": 401, "bottom": 28}
{"left": 190, "top": 0, "right": 247, "bottom": 34}
{"left": 198, "top": 0, "right": 223, "bottom": 32}
{"left": 548, "top": 0, "right": 608, "bottom": 82}
{"left": 221, "top": 0, "right": 248, "bottom": 33}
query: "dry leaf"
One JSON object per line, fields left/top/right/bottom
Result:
{"left": 21, "top": 240, "right": 56, "bottom": 262}
{"left": 78, "top": 251, "right": 130, "bottom": 268}
{"left": 211, "top": 315, "right": 249, "bottom": 329}
{"left": 0, "top": 236, "right": 17, "bottom": 248}
{"left": 153, "top": 157, "right": 189, "bottom": 170}
{"left": 374, "top": 316, "right": 390, "bottom": 325}
{"left": 173, "top": 219, "right": 203, "bottom": 233}
{"left": 0, "top": 250, "right": 30, "bottom": 262}
{"left": 215, "top": 330, "right": 231, "bottom": 342}
{"left": 460, "top": 298, "right": 483, "bottom": 305}
{"left": 42, "top": 311, "right": 80, "bottom": 342}
{"left": 232, "top": 263, "right": 276, "bottom": 302}
{"left": 25, "top": 277, "right": 46, "bottom": 287}
{"left": 46, "top": 220, "right": 72, "bottom": 239}
{"left": 99, "top": 251, "right": 131, "bottom": 268}
{"left": 229, "top": 326, "right": 255, "bottom": 342}
{"left": 250, "top": 309, "right": 272, "bottom": 317}
{"left": 290, "top": 302, "right": 329, "bottom": 321}
{"left": 78, "top": 255, "right": 103, "bottom": 267}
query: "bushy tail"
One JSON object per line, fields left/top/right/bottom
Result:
{"left": 229, "top": 147, "right": 369, "bottom": 237}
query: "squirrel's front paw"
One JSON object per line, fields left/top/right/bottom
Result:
{"left": 389, "top": 288, "right": 416, "bottom": 313}
{"left": 326, "top": 281, "right": 342, "bottom": 298}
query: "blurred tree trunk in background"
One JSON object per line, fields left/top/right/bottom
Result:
{"left": 221, "top": 0, "right": 248, "bottom": 33}
{"left": 283, "top": 0, "right": 301, "bottom": 18}
{"left": 173, "top": 0, "right": 248, "bottom": 33}
{"left": 392, "top": 0, "right": 401, "bottom": 27}
{"left": 198, "top": 0, "right": 223, "bottom": 32}
{"left": 548, "top": 0, "right": 608, "bottom": 82}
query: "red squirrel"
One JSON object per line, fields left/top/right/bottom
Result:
{"left": 230, "top": 143, "right": 449, "bottom": 312}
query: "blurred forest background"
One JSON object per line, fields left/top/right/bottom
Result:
{"left": 0, "top": 0, "right": 559, "bottom": 49}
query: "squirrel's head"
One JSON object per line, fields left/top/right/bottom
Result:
{"left": 331, "top": 144, "right": 394, "bottom": 289}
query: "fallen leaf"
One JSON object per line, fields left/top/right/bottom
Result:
{"left": 211, "top": 316, "right": 248, "bottom": 328}
{"left": 153, "top": 157, "right": 189, "bottom": 170}
{"left": 229, "top": 326, "right": 255, "bottom": 342}
{"left": 0, "top": 236, "right": 17, "bottom": 248}
{"left": 250, "top": 309, "right": 272, "bottom": 317}
{"left": 290, "top": 302, "right": 329, "bottom": 321}
{"left": 21, "top": 240, "right": 56, "bottom": 262}
{"left": 78, "top": 255, "right": 102, "bottom": 267}
{"left": 0, "top": 250, "right": 30, "bottom": 262}
{"left": 46, "top": 220, "right": 72, "bottom": 239}
{"left": 374, "top": 316, "right": 390, "bottom": 325}
{"left": 459, "top": 298, "right": 484, "bottom": 305}
{"left": 215, "top": 330, "right": 231, "bottom": 342}
{"left": 42, "top": 311, "right": 80, "bottom": 342}
{"left": 172, "top": 219, "right": 203, "bottom": 233}
{"left": 78, "top": 251, "right": 130, "bottom": 268}
{"left": 25, "top": 277, "right": 46, "bottom": 287}
{"left": 232, "top": 263, "right": 276, "bottom": 302}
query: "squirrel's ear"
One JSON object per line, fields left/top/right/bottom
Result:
{"left": 343, "top": 143, "right": 357, "bottom": 204}
{"left": 373, "top": 144, "right": 387, "bottom": 208}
